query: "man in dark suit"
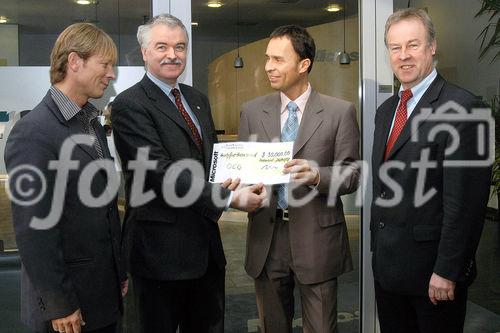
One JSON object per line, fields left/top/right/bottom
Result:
{"left": 238, "top": 25, "right": 360, "bottom": 333}
{"left": 111, "top": 14, "right": 266, "bottom": 333}
{"left": 5, "top": 23, "right": 127, "bottom": 333}
{"left": 371, "top": 8, "right": 492, "bottom": 333}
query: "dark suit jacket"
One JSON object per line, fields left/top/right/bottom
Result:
{"left": 111, "top": 75, "right": 229, "bottom": 281}
{"left": 371, "top": 74, "right": 492, "bottom": 295}
{"left": 239, "top": 89, "right": 360, "bottom": 284}
{"left": 4, "top": 92, "right": 124, "bottom": 331}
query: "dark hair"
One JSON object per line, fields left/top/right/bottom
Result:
{"left": 270, "top": 25, "right": 316, "bottom": 73}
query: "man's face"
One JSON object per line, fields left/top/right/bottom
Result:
{"left": 265, "top": 36, "right": 307, "bottom": 95}
{"left": 142, "top": 24, "right": 187, "bottom": 85}
{"left": 78, "top": 54, "right": 116, "bottom": 99}
{"left": 386, "top": 18, "right": 436, "bottom": 90}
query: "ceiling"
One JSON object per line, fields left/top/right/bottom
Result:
{"left": 0, "top": 0, "right": 362, "bottom": 43}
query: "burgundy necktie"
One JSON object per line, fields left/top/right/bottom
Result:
{"left": 171, "top": 88, "right": 203, "bottom": 152}
{"left": 384, "top": 89, "right": 413, "bottom": 160}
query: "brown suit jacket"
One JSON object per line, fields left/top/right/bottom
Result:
{"left": 238, "top": 89, "right": 360, "bottom": 284}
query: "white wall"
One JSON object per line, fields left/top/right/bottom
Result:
{"left": 414, "top": 0, "right": 499, "bottom": 100}
{"left": 0, "top": 66, "right": 146, "bottom": 174}
{"left": 0, "top": 24, "right": 19, "bottom": 66}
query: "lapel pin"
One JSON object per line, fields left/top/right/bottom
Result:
{"left": 196, "top": 106, "right": 201, "bottom": 110}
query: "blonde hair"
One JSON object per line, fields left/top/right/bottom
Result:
{"left": 50, "top": 23, "right": 117, "bottom": 85}
{"left": 384, "top": 8, "right": 436, "bottom": 47}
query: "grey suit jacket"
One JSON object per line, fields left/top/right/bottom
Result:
{"left": 239, "top": 89, "right": 360, "bottom": 284}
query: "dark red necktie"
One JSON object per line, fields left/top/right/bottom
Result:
{"left": 384, "top": 89, "right": 413, "bottom": 160}
{"left": 171, "top": 88, "right": 203, "bottom": 152}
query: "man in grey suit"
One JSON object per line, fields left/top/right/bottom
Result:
{"left": 239, "top": 25, "right": 360, "bottom": 333}
{"left": 5, "top": 23, "right": 127, "bottom": 333}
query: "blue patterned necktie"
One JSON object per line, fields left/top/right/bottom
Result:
{"left": 277, "top": 101, "right": 299, "bottom": 209}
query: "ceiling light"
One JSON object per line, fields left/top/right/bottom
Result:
{"left": 339, "top": 0, "right": 350, "bottom": 64}
{"left": 76, "top": 0, "right": 92, "bottom": 5}
{"left": 207, "top": 1, "right": 223, "bottom": 8}
{"left": 326, "top": 4, "right": 341, "bottom": 12}
{"left": 0, "top": 16, "right": 7, "bottom": 24}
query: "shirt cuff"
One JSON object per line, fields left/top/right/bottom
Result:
{"left": 224, "top": 191, "right": 234, "bottom": 211}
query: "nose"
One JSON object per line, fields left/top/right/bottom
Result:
{"left": 265, "top": 59, "right": 273, "bottom": 72}
{"left": 399, "top": 47, "right": 410, "bottom": 60}
{"left": 107, "top": 67, "right": 116, "bottom": 80}
{"left": 166, "top": 47, "right": 176, "bottom": 59}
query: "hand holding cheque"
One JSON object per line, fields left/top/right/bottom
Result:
{"left": 210, "top": 141, "right": 318, "bottom": 186}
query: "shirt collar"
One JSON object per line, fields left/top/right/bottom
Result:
{"left": 50, "top": 86, "right": 99, "bottom": 122}
{"left": 280, "top": 83, "right": 312, "bottom": 115}
{"left": 147, "top": 71, "right": 180, "bottom": 97}
{"left": 399, "top": 68, "right": 437, "bottom": 100}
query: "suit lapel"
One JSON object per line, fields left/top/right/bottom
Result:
{"left": 261, "top": 94, "right": 281, "bottom": 141}
{"left": 373, "top": 95, "right": 399, "bottom": 165}
{"left": 44, "top": 93, "right": 99, "bottom": 160}
{"left": 294, "top": 90, "right": 323, "bottom": 156}
{"left": 385, "top": 75, "right": 444, "bottom": 160}
{"left": 180, "top": 84, "right": 213, "bottom": 167}
{"left": 140, "top": 76, "right": 195, "bottom": 143}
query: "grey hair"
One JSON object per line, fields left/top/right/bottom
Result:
{"left": 384, "top": 8, "right": 436, "bottom": 47}
{"left": 137, "top": 13, "right": 189, "bottom": 49}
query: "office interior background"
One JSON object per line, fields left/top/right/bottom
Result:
{"left": 0, "top": 0, "right": 498, "bottom": 332}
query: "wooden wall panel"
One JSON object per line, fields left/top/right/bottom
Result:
{"left": 208, "top": 17, "right": 359, "bottom": 135}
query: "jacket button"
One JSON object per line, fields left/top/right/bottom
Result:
{"left": 380, "top": 191, "right": 386, "bottom": 198}
{"left": 378, "top": 221, "right": 385, "bottom": 229}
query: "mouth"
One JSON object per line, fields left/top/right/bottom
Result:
{"left": 400, "top": 65, "right": 414, "bottom": 70}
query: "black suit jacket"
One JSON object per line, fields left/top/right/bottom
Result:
{"left": 111, "top": 75, "right": 229, "bottom": 281}
{"left": 4, "top": 92, "right": 124, "bottom": 331}
{"left": 370, "top": 74, "right": 491, "bottom": 295}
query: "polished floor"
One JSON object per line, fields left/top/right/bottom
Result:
{"left": 0, "top": 209, "right": 499, "bottom": 332}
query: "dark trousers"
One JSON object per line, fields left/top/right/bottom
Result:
{"left": 132, "top": 260, "right": 225, "bottom": 333}
{"left": 375, "top": 280, "right": 468, "bottom": 333}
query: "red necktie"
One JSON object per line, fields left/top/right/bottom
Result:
{"left": 384, "top": 89, "right": 413, "bottom": 160}
{"left": 171, "top": 88, "right": 203, "bottom": 152}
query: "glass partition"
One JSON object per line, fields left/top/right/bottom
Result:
{"left": 191, "top": 0, "right": 361, "bottom": 331}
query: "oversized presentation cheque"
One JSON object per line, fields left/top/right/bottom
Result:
{"left": 209, "top": 141, "right": 294, "bottom": 185}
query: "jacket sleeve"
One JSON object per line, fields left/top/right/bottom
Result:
{"left": 5, "top": 121, "right": 80, "bottom": 321}
{"left": 111, "top": 94, "right": 230, "bottom": 222}
{"left": 317, "top": 103, "right": 361, "bottom": 196}
{"left": 433, "top": 99, "right": 491, "bottom": 281}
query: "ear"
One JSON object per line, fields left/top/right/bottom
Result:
{"left": 430, "top": 40, "right": 437, "bottom": 56}
{"left": 141, "top": 48, "right": 148, "bottom": 62}
{"left": 67, "top": 52, "right": 83, "bottom": 72}
{"left": 298, "top": 58, "right": 311, "bottom": 74}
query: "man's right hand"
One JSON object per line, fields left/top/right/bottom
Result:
{"left": 51, "top": 308, "right": 85, "bottom": 333}
{"left": 230, "top": 183, "right": 267, "bottom": 212}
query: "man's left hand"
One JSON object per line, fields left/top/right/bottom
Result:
{"left": 121, "top": 279, "right": 129, "bottom": 297}
{"left": 428, "top": 273, "right": 456, "bottom": 305}
{"left": 283, "top": 159, "right": 319, "bottom": 186}
{"left": 221, "top": 178, "right": 241, "bottom": 191}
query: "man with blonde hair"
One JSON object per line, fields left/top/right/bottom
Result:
{"left": 5, "top": 23, "right": 127, "bottom": 333}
